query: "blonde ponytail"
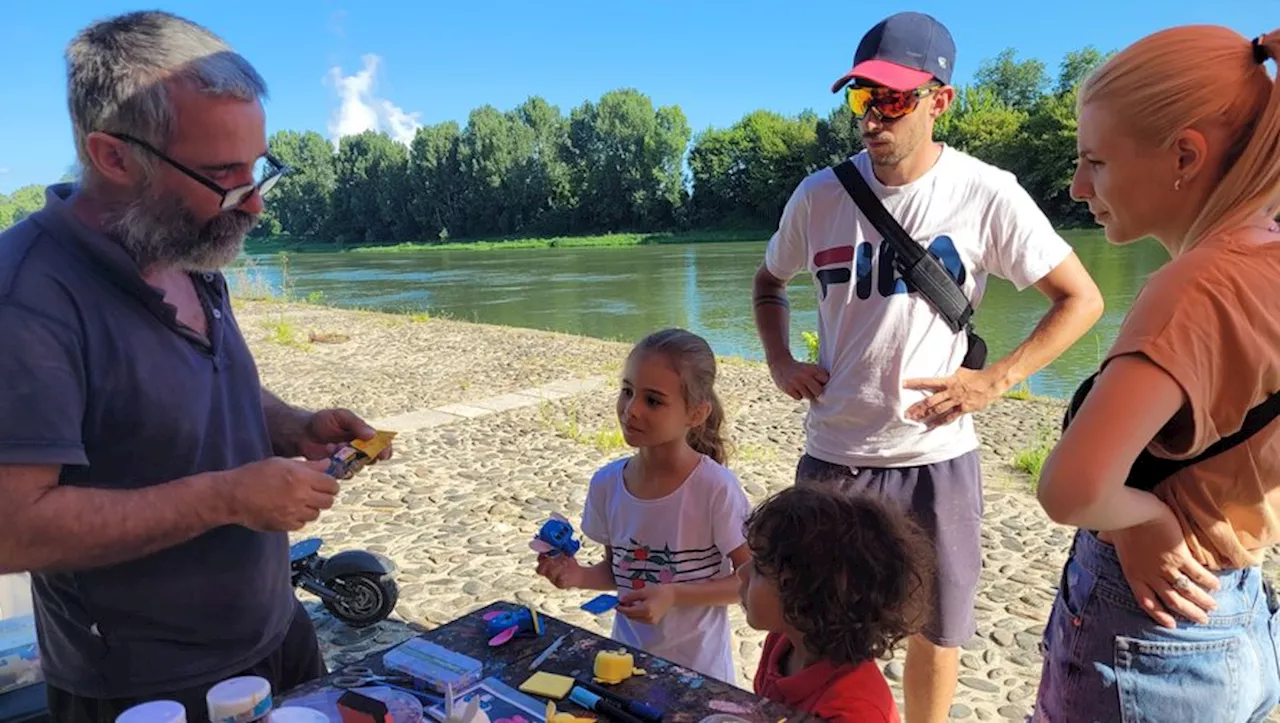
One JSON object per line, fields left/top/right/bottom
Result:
{"left": 687, "top": 392, "right": 729, "bottom": 466}
{"left": 1079, "top": 26, "right": 1280, "bottom": 251}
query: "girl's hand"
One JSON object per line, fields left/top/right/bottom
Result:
{"left": 536, "top": 553, "right": 585, "bottom": 590}
{"left": 1111, "top": 503, "right": 1221, "bottom": 628}
{"left": 617, "top": 585, "right": 676, "bottom": 625}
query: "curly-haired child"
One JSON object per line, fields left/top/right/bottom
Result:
{"left": 738, "top": 485, "right": 934, "bottom": 722}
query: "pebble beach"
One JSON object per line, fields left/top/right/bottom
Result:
{"left": 235, "top": 298, "right": 1280, "bottom": 722}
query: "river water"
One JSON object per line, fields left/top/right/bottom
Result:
{"left": 236, "top": 231, "right": 1169, "bottom": 399}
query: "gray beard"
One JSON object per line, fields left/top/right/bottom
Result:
{"left": 103, "top": 188, "right": 257, "bottom": 271}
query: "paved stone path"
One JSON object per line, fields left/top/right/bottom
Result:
{"left": 233, "top": 300, "right": 1280, "bottom": 723}
{"left": 368, "top": 377, "right": 609, "bottom": 432}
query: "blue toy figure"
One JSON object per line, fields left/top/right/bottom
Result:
{"left": 528, "top": 512, "right": 580, "bottom": 558}
{"left": 482, "top": 605, "right": 543, "bottom": 646}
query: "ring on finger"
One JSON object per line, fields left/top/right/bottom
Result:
{"left": 1171, "top": 573, "right": 1195, "bottom": 592}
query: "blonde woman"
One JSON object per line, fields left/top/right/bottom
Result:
{"left": 1034, "top": 25, "right": 1280, "bottom": 722}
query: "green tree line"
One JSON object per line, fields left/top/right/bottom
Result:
{"left": 0, "top": 46, "right": 1111, "bottom": 242}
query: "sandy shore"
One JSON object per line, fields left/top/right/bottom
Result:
{"left": 234, "top": 299, "right": 1278, "bottom": 722}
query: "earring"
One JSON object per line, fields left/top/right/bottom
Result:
{"left": 1174, "top": 178, "right": 1183, "bottom": 192}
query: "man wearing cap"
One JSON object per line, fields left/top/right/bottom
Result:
{"left": 751, "top": 11, "right": 1102, "bottom": 723}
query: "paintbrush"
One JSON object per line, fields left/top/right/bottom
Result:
{"left": 529, "top": 633, "right": 568, "bottom": 670}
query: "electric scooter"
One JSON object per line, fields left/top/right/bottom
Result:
{"left": 289, "top": 538, "right": 399, "bottom": 628}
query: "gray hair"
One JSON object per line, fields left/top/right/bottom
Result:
{"left": 65, "top": 10, "right": 268, "bottom": 186}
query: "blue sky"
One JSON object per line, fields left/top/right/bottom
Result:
{"left": 1, "top": 0, "right": 1274, "bottom": 194}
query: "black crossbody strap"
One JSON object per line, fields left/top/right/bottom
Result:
{"left": 832, "top": 159, "right": 974, "bottom": 333}
{"left": 1065, "top": 372, "right": 1280, "bottom": 490}
{"left": 1125, "top": 388, "right": 1280, "bottom": 487}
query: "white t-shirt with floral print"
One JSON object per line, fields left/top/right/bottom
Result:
{"left": 580, "top": 454, "right": 751, "bottom": 685}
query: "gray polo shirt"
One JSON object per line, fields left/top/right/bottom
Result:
{"left": 0, "top": 184, "right": 296, "bottom": 698}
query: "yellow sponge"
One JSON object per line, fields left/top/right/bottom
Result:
{"left": 519, "top": 671, "right": 575, "bottom": 700}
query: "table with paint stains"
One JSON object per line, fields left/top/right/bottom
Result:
{"left": 280, "top": 599, "right": 816, "bottom": 722}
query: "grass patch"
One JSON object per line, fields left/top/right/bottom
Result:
{"left": 590, "top": 428, "right": 628, "bottom": 454}
{"left": 1003, "top": 381, "right": 1034, "bottom": 401}
{"left": 801, "top": 331, "right": 820, "bottom": 364}
{"left": 226, "top": 256, "right": 277, "bottom": 301}
{"left": 1013, "top": 437, "right": 1055, "bottom": 487}
{"left": 262, "top": 315, "right": 306, "bottom": 347}
{"left": 538, "top": 400, "right": 630, "bottom": 454}
{"left": 735, "top": 444, "right": 779, "bottom": 464}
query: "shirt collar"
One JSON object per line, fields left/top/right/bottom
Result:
{"left": 763, "top": 635, "right": 860, "bottom": 705}
{"left": 30, "top": 182, "right": 226, "bottom": 309}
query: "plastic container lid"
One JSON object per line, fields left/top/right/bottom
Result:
{"left": 206, "top": 676, "right": 273, "bottom": 723}
{"left": 267, "top": 707, "right": 329, "bottom": 723}
{"left": 115, "top": 700, "right": 187, "bottom": 723}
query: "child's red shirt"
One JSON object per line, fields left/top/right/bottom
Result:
{"left": 752, "top": 632, "right": 899, "bottom": 723}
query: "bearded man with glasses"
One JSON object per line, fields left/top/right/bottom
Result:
{"left": 0, "top": 11, "right": 390, "bottom": 722}
{"left": 751, "top": 11, "right": 1103, "bottom": 723}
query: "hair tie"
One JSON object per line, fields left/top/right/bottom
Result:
{"left": 1252, "top": 36, "right": 1270, "bottom": 65}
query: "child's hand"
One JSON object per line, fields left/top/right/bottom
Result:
{"left": 536, "top": 553, "right": 585, "bottom": 590}
{"left": 616, "top": 585, "right": 676, "bottom": 625}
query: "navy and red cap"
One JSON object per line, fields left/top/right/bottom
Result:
{"left": 831, "top": 11, "right": 956, "bottom": 93}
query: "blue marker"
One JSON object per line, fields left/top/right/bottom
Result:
{"left": 575, "top": 679, "right": 663, "bottom": 723}
{"left": 568, "top": 686, "right": 646, "bottom": 723}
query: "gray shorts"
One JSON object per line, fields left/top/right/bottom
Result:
{"left": 795, "top": 450, "right": 984, "bottom": 648}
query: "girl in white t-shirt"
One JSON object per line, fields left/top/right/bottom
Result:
{"left": 535, "top": 328, "right": 753, "bottom": 685}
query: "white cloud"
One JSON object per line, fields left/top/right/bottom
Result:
{"left": 326, "top": 54, "right": 422, "bottom": 148}
{"left": 0, "top": 168, "right": 9, "bottom": 175}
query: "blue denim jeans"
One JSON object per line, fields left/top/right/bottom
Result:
{"left": 1034, "top": 529, "right": 1280, "bottom": 722}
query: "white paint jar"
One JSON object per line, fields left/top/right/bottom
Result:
{"left": 267, "top": 707, "right": 329, "bottom": 723}
{"left": 206, "top": 676, "right": 274, "bottom": 723}
{"left": 114, "top": 700, "right": 187, "bottom": 723}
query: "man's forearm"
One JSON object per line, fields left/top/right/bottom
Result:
{"left": 0, "top": 468, "right": 233, "bottom": 575}
{"left": 987, "top": 292, "right": 1103, "bottom": 391}
{"left": 753, "top": 267, "right": 794, "bottom": 364}
{"left": 262, "top": 387, "right": 310, "bottom": 458}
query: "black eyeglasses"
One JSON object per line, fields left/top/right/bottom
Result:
{"left": 107, "top": 132, "right": 290, "bottom": 211}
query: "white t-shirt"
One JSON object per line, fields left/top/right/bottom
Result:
{"left": 580, "top": 454, "right": 751, "bottom": 686}
{"left": 764, "top": 145, "right": 1073, "bottom": 468}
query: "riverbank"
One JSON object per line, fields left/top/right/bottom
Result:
{"left": 244, "top": 226, "right": 1109, "bottom": 256}
{"left": 234, "top": 297, "right": 1108, "bottom": 721}
{"left": 243, "top": 228, "right": 771, "bottom": 255}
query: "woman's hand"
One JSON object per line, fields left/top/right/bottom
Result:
{"left": 1111, "top": 503, "right": 1221, "bottom": 628}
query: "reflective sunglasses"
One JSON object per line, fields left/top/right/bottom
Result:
{"left": 844, "top": 84, "right": 937, "bottom": 121}
{"left": 107, "top": 132, "right": 290, "bottom": 211}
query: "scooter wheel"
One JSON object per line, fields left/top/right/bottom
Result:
{"left": 323, "top": 572, "right": 399, "bottom": 628}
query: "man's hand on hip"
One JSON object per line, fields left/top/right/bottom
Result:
{"left": 768, "top": 356, "right": 830, "bottom": 402}
{"left": 903, "top": 367, "right": 1007, "bottom": 428}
